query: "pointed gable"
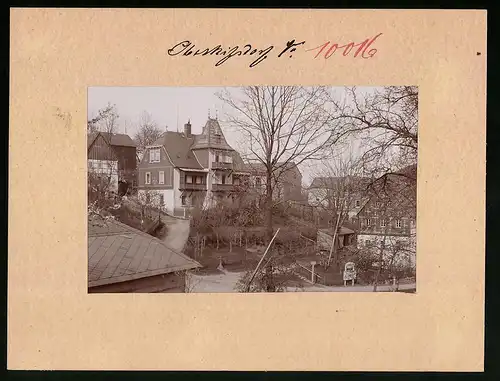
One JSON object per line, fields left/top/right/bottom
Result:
{"left": 191, "top": 117, "right": 234, "bottom": 151}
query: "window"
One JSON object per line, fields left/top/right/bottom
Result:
{"left": 149, "top": 148, "right": 160, "bottom": 163}
{"left": 215, "top": 154, "right": 220, "bottom": 162}
{"left": 411, "top": 220, "right": 415, "bottom": 228}
{"left": 186, "top": 175, "right": 193, "bottom": 184}
{"left": 222, "top": 175, "right": 226, "bottom": 184}
{"left": 367, "top": 218, "right": 371, "bottom": 226}
{"left": 380, "top": 219, "right": 386, "bottom": 227}
{"left": 355, "top": 200, "right": 360, "bottom": 207}
{"left": 181, "top": 195, "right": 187, "bottom": 206}
{"left": 234, "top": 177, "right": 240, "bottom": 186}
{"left": 255, "top": 177, "right": 261, "bottom": 186}
{"left": 195, "top": 176, "right": 202, "bottom": 184}
{"left": 225, "top": 155, "right": 233, "bottom": 164}
{"left": 145, "top": 172, "right": 151, "bottom": 185}
{"left": 159, "top": 194, "right": 164, "bottom": 205}
{"left": 159, "top": 171, "right": 165, "bottom": 185}
{"left": 396, "top": 219, "right": 402, "bottom": 228}
{"left": 365, "top": 240, "right": 371, "bottom": 247}
{"left": 215, "top": 135, "right": 222, "bottom": 144}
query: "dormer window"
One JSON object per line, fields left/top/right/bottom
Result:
{"left": 149, "top": 148, "right": 160, "bottom": 163}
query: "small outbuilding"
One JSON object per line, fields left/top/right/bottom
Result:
{"left": 88, "top": 217, "right": 201, "bottom": 293}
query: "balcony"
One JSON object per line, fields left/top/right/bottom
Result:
{"left": 212, "top": 161, "right": 233, "bottom": 170}
{"left": 212, "top": 183, "right": 235, "bottom": 192}
{"left": 179, "top": 182, "right": 207, "bottom": 191}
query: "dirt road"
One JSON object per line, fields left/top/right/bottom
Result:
{"left": 160, "top": 215, "right": 191, "bottom": 253}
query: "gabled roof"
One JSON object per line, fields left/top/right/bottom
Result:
{"left": 152, "top": 131, "right": 204, "bottom": 169}
{"left": 88, "top": 132, "right": 137, "bottom": 148}
{"left": 88, "top": 217, "right": 201, "bottom": 288}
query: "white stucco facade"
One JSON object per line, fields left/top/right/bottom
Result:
{"left": 88, "top": 159, "right": 119, "bottom": 192}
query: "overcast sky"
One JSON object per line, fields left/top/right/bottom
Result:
{"left": 88, "top": 86, "right": 380, "bottom": 185}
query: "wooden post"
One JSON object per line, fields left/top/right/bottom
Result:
{"left": 311, "top": 261, "right": 317, "bottom": 284}
{"left": 245, "top": 228, "right": 280, "bottom": 292}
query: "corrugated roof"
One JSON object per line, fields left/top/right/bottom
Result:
{"left": 88, "top": 217, "right": 201, "bottom": 288}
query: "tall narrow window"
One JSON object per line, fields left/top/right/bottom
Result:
{"left": 367, "top": 218, "right": 371, "bottom": 227}
{"left": 195, "top": 176, "right": 202, "bottom": 184}
{"left": 149, "top": 148, "right": 160, "bottom": 163}
{"left": 380, "top": 219, "right": 386, "bottom": 227}
{"left": 222, "top": 175, "right": 226, "bottom": 184}
{"left": 215, "top": 154, "right": 220, "bottom": 162}
{"left": 255, "top": 177, "right": 261, "bottom": 187}
{"left": 396, "top": 219, "right": 402, "bottom": 228}
{"left": 355, "top": 200, "right": 360, "bottom": 207}
{"left": 159, "top": 171, "right": 165, "bottom": 185}
{"left": 186, "top": 175, "right": 193, "bottom": 184}
{"left": 145, "top": 172, "right": 151, "bottom": 185}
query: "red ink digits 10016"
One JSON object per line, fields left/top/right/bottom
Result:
{"left": 307, "top": 33, "right": 383, "bottom": 59}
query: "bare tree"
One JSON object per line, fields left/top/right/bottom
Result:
{"left": 326, "top": 86, "right": 418, "bottom": 182}
{"left": 218, "top": 86, "right": 349, "bottom": 291}
{"left": 218, "top": 86, "right": 346, "bottom": 240}
{"left": 88, "top": 103, "right": 119, "bottom": 134}
{"left": 134, "top": 111, "right": 163, "bottom": 156}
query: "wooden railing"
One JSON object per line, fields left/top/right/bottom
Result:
{"left": 179, "top": 182, "right": 207, "bottom": 191}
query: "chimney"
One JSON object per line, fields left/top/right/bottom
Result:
{"left": 184, "top": 119, "right": 192, "bottom": 137}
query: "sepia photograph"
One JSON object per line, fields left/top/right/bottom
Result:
{"left": 87, "top": 86, "right": 417, "bottom": 293}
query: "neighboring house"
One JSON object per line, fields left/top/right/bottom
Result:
{"left": 355, "top": 165, "right": 417, "bottom": 268}
{"left": 307, "top": 176, "right": 369, "bottom": 221}
{"left": 87, "top": 132, "right": 119, "bottom": 193}
{"left": 137, "top": 118, "right": 248, "bottom": 216}
{"left": 88, "top": 131, "right": 138, "bottom": 192}
{"left": 88, "top": 217, "right": 201, "bottom": 293}
{"left": 245, "top": 161, "right": 304, "bottom": 204}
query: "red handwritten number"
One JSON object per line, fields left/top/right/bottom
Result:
{"left": 307, "top": 33, "right": 383, "bottom": 60}
{"left": 306, "top": 42, "right": 330, "bottom": 58}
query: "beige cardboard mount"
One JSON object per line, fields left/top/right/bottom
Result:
{"left": 9, "top": 9, "right": 486, "bottom": 371}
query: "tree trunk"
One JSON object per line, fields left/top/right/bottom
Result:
{"left": 264, "top": 170, "right": 275, "bottom": 291}
{"left": 373, "top": 235, "right": 387, "bottom": 292}
{"left": 216, "top": 232, "right": 219, "bottom": 250}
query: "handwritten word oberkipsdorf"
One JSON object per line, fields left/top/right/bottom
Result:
{"left": 167, "top": 41, "right": 275, "bottom": 68}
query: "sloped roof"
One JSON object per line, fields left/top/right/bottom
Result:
{"left": 88, "top": 132, "right": 136, "bottom": 148}
{"left": 190, "top": 118, "right": 234, "bottom": 151}
{"left": 152, "top": 131, "right": 204, "bottom": 169}
{"left": 88, "top": 217, "right": 201, "bottom": 288}
{"left": 319, "top": 226, "right": 356, "bottom": 236}
{"left": 102, "top": 132, "right": 136, "bottom": 147}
